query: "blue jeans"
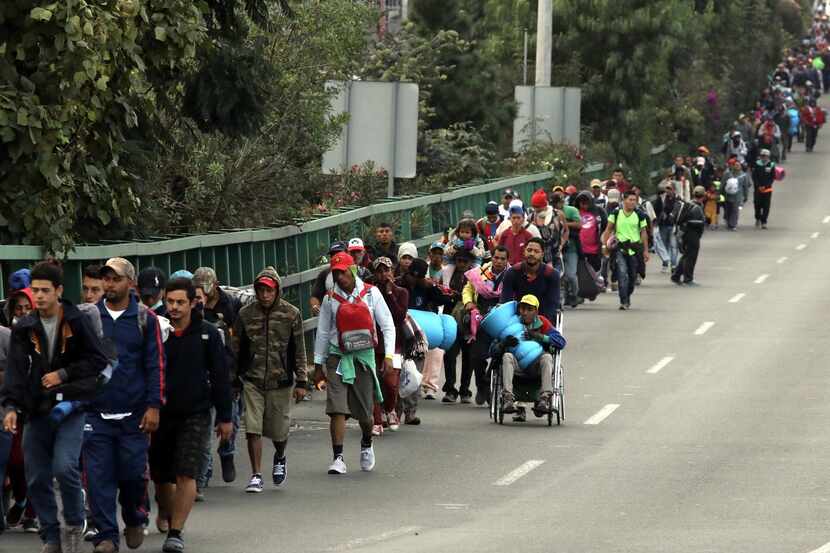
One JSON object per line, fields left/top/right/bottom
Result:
{"left": 657, "top": 225, "right": 678, "bottom": 267}
{"left": 615, "top": 250, "right": 639, "bottom": 305}
{"left": 83, "top": 412, "right": 149, "bottom": 547}
{"left": 563, "top": 249, "right": 579, "bottom": 302}
{"left": 198, "top": 398, "right": 240, "bottom": 488}
{"left": 0, "top": 430, "right": 13, "bottom": 532}
{"left": 23, "top": 411, "right": 86, "bottom": 544}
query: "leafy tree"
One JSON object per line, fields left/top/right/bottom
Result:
{"left": 0, "top": 0, "right": 204, "bottom": 252}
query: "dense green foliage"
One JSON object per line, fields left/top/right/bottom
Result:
{"left": 0, "top": 0, "right": 814, "bottom": 250}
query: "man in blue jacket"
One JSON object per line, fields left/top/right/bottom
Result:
{"left": 85, "top": 258, "right": 165, "bottom": 553}
{"left": 2, "top": 261, "right": 109, "bottom": 553}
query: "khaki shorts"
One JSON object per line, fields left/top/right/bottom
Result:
{"left": 242, "top": 381, "right": 292, "bottom": 442}
{"left": 324, "top": 355, "right": 375, "bottom": 424}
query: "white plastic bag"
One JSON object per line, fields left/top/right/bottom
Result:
{"left": 398, "top": 359, "right": 422, "bottom": 398}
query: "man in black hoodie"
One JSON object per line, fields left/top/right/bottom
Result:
{"left": 2, "top": 261, "right": 108, "bottom": 553}
{"left": 150, "top": 278, "right": 232, "bottom": 553}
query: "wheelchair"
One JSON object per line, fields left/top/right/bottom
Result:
{"left": 489, "top": 312, "right": 564, "bottom": 426}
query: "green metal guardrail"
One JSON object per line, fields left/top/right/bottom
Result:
{"left": 0, "top": 172, "right": 560, "bottom": 327}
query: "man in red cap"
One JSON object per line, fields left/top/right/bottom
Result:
{"left": 232, "top": 267, "right": 307, "bottom": 493}
{"left": 313, "top": 252, "right": 395, "bottom": 475}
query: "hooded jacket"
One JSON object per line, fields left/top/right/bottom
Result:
{"left": 91, "top": 295, "right": 166, "bottom": 414}
{"left": 2, "top": 299, "right": 109, "bottom": 418}
{"left": 232, "top": 267, "right": 307, "bottom": 390}
{"left": 2, "top": 288, "right": 34, "bottom": 328}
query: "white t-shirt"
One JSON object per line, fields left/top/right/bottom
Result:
{"left": 105, "top": 306, "right": 126, "bottom": 321}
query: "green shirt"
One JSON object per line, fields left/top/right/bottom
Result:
{"left": 609, "top": 209, "right": 646, "bottom": 253}
{"left": 563, "top": 205, "right": 580, "bottom": 252}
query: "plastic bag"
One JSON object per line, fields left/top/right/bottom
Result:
{"left": 399, "top": 359, "right": 422, "bottom": 398}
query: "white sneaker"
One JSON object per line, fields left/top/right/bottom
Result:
{"left": 386, "top": 411, "right": 400, "bottom": 432}
{"left": 245, "top": 474, "right": 264, "bottom": 493}
{"left": 328, "top": 456, "right": 347, "bottom": 475}
{"left": 360, "top": 445, "right": 375, "bottom": 472}
{"left": 371, "top": 424, "right": 383, "bottom": 436}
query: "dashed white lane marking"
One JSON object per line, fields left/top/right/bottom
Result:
{"left": 436, "top": 504, "right": 469, "bottom": 510}
{"left": 777, "top": 256, "right": 788, "bottom": 264}
{"left": 493, "top": 460, "right": 546, "bottom": 486}
{"left": 728, "top": 293, "right": 746, "bottom": 303}
{"left": 694, "top": 321, "right": 716, "bottom": 335}
{"left": 328, "top": 527, "right": 421, "bottom": 551}
{"left": 647, "top": 356, "right": 675, "bottom": 375}
{"left": 796, "top": 244, "right": 808, "bottom": 251}
{"left": 823, "top": 216, "right": 830, "bottom": 224}
{"left": 584, "top": 404, "right": 620, "bottom": 425}
{"left": 754, "top": 274, "right": 769, "bottom": 284}
{"left": 812, "top": 232, "right": 821, "bottom": 239}
{"left": 806, "top": 541, "right": 830, "bottom": 553}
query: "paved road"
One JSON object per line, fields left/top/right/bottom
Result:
{"left": 7, "top": 141, "right": 830, "bottom": 553}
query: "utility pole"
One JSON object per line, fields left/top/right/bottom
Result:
{"left": 535, "top": 0, "right": 552, "bottom": 86}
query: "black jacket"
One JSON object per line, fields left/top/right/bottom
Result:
{"left": 162, "top": 313, "right": 232, "bottom": 423}
{"left": 1, "top": 300, "right": 108, "bottom": 418}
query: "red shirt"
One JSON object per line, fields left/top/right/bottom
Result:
{"left": 498, "top": 227, "right": 535, "bottom": 265}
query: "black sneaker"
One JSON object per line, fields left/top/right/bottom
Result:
{"left": 501, "top": 392, "right": 516, "bottom": 414}
{"left": 220, "top": 455, "right": 236, "bottom": 483}
{"left": 474, "top": 389, "right": 488, "bottom": 406}
{"left": 21, "top": 517, "right": 38, "bottom": 533}
{"left": 512, "top": 407, "right": 527, "bottom": 423}
{"left": 533, "top": 392, "right": 552, "bottom": 417}
{"left": 272, "top": 456, "right": 287, "bottom": 487}
{"left": 442, "top": 391, "right": 458, "bottom": 403}
{"left": 670, "top": 275, "right": 682, "bottom": 285}
{"left": 84, "top": 523, "right": 99, "bottom": 542}
{"left": 459, "top": 393, "right": 473, "bottom": 404}
{"left": 6, "top": 502, "right": 24, "bottom": 527}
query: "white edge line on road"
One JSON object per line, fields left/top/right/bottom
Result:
{"left": 728, "top": 293, "right": 746, "bottom": 303}
{"left": 647, "top": 356, "right": 675, "bottom": 374}
{"left": 777, "top": 256, "right": 788, "bottom": 264}
{"left": 823, "top": 216, "right": 830, "bottom": 224}
{"left": 493, "top": 460, "right": 546, "bottom": 486}
{"left": 584, "top": 404, "right": 620, "bottom": 425}
{"left": 328, "top": 526, "right": 421, "bottom": 551}
{"left": 797, "top": 244, "right": 808, "bottom": 251}
{"left": 694, "top": 321, "right": 716, "bottom": 335}
{"left": 807, "top": 541, "right": 830, "bottom": 553}
{"left": 754, "top": 274, "right": 769, "bottom": 284}
{"left": 812, "top": 232, "right": 821, "bottom": 239}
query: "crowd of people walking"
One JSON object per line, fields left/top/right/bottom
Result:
{"left": 0, "top": 12, "right": 829, "bottom": 553}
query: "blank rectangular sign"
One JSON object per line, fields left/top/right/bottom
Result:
{"left": 513, "top": 86, "right": 581, "bottom": 152}
{"left": 322, "top": 81, "right": 418, "bottom": 178}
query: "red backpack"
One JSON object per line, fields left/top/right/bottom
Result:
{"left": 330, "top": 285, "right": 377, "bottom": 352}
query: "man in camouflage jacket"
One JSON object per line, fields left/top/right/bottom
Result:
{"left": 232, "top": 267, "right": 307, "bottom": 493}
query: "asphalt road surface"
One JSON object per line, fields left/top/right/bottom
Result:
{"left": 6, "top": 140, "right": 830, "bottom": 553}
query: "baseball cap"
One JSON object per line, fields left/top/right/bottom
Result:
{"left": 693, "top": 186, "right": 706, "bottom": 197}
{"left": 429, "top": 241, "right": 446, "bottom": 252}
{"left": 329, "top": 241, "right": 347, "bottom": 255}
{"left": 503, "top": 188, "right": 515, "bottom": 199}
{"left": 409, "top": 258, "right": 428, "bottom": 279}
{"left": 590, "top": 179, "right": 602, "bottom": 189}
{"left": 565, "top": 185, "right": 578, "bottom": 195}
{"left": 347, "top": 238, "right": 365, "bottom": 252}
{"left": 9, "top": 269, "right": 31, "bottom": 291}
{"left": 760, "top": 148, "right": 771, "bottom": 156}
{"left": 254, "top": 275, "right": 278, "bottom": 289}
{"left": 552, "top": 185, "right": 565, "bottom": 193}
{"left": 192, "top": 267, "right": 218, "bottom": 295}
{"left": 101, "top": 257, "right": 136, "bottom": 281}
{"left": 137, "top": 267, "right": 167, "bottom": 297}
{"left": 372, "top": 256, "right": 394, "bottom": 271}
{"left": 330, "top": 251, "right": 354, "bottom": 273}
{"left": 170, "top": 269, "right": 193, "bottom": 280}
{"left": 519, "top": 294, "right": 540, "bottom": 309}
{"left": 509, "top": 205, "right": 524, "bottom": 216}
{"left": 485, "top": 201, "right": 499, "bottom": 215}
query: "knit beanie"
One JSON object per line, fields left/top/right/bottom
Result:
{"left": 397, "top": 242, "right": 418, "bottom": 260}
